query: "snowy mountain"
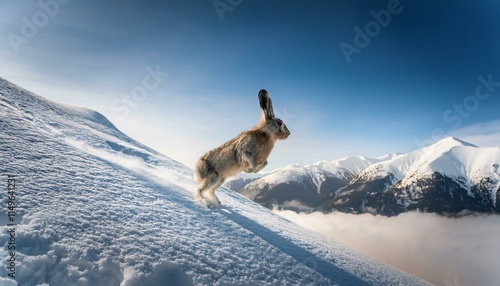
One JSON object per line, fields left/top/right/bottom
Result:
{"left": 229, "top": 138, "right": 500, "bottom": 216}
{"left": 324, "top": 137, "right": 500, "bottom": 216}
{"left": 226, "top": 156, "right": 396, "bottom": 212}
{"left": 0, "top": 77, "right": 429, "bottom": 285}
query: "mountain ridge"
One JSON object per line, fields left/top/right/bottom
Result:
{"left": 228, "top": 136, "right": 500, "bottom": 216}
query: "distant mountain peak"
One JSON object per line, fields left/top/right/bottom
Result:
{"left": 414, "top": 137, "right": 477, "bottom": 161}
{"left": 432, "top": 136, "right": 477, "bottom": 148}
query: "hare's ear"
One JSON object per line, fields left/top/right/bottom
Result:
{"left": 258, "top": 89, "right": 275, "bottom": 120}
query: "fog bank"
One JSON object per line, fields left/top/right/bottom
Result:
{"left": 274, "top": 210, "right": 500, "bottom": 286}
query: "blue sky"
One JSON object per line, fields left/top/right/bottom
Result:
{"left": 1, "top": 0, "right": 500, "bottom": 170}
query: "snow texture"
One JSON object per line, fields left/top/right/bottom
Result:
{"left": 0, "top": 77, "right": 429, "bottom": 286}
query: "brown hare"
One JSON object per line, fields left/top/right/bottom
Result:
{"left": 194, "top": 89, "right": 290, "bottom": 207}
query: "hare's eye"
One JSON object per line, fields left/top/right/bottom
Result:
{"left": 277, "top": 121, "right": 283, "bottom": 126}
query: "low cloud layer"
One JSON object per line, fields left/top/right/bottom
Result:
{"left": 451, "top": 119, "right": 500, "bottom": 147}
{"left": 274, "top": 210, "right": 500, "bottom": 286}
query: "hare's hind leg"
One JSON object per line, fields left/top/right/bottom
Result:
{"left": 194, "top": 158, "right": 216, "bottom": 204}
{"left": 196, "top": 174, "right": 224, "bottom": 207}
{"left": 204, "top": 179, "right": 224, "bottom": 208}
{"left": 195, "top": 177, "right": 214, "bottom": 203}
{"left": 194, "top": 180, "right": 208, "bottom": 203}
{"left": 199, "top": 176, "right": 224, "bottom": 208}
{"left": 194, "top": 158, "right": 224, "bottom": 207}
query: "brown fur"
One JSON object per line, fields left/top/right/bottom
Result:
{"left": 194, "top": 89, "right": 290, "bottom": 207}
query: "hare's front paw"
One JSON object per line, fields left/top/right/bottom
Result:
{"left": 244, "top": 166, "right": 255, "bottom": 173}
{"left": 254, "top": 161, "right": 268, "bottom": 173}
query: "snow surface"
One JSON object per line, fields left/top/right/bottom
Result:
{"left": 0, "top": 77, "right": 429, "bottom": 285}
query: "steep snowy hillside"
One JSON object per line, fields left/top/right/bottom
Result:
{"left": 324, "top": 137, "right": 500, "bottom": 215}
{"left": 226, "top": 156, "right": 393, "bottom": 212}
{"left": 0, "top": 77, "right": 429, "bottom": 285}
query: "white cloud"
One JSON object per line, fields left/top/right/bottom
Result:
{"left": 451, "top": 120, "right": 500, "bottom": 147}
{"left": 274, "top": 210, "right": 500, "bottom": 286}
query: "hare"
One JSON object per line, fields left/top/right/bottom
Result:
{"left": 194, "top": 89, "right": 290, "bottom": 207}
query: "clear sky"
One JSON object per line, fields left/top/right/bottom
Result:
{"left": 1, "top": 0, "right": 500, "bottom": 171}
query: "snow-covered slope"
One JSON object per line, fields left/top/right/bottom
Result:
{"left": 0, "top": 77, "right": 429, "bottom": 285}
